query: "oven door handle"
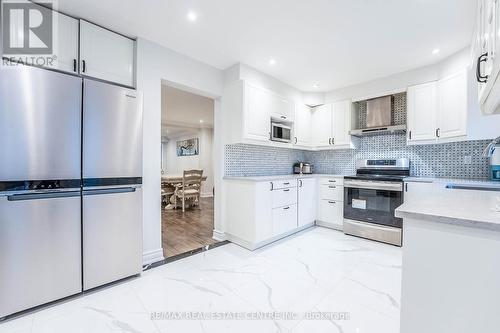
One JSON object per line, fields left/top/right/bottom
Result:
{"left": 344, "top": 181, "right": 403, "bottom": 192}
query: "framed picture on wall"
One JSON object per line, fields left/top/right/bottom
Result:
{"left": 177, "top": 138, "right": 199, "bottom": 156}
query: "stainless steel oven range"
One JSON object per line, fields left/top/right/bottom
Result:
{"left": 343, "top": 158, "right": 410, "bottom": 246}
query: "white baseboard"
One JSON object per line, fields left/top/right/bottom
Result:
{"left": 226, "top": 223, "right": 315, "bottom": 251}
{"left": 201, "top": 193, "right": 214, "bottom": 198}
{"left": 212, "top": 229, "right": 227, "bottom": 242}
{"left": 142, "top": 248, "right": 165, "bottom": 266}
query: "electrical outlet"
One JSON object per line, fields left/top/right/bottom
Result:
{"left": 464, "top": 156, "right": 472, "bottom": 165}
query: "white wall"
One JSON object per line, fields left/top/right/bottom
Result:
{"left": 164, "top": 128, "right": 214, "bottom": 197}
{"left": 136, "top": 38, "right": 224, "bottom": 265}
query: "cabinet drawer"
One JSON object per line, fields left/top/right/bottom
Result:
{"left": 320, "top": 178, "right": 344, "bottom": 186}
{"left": 272, "top": 204, "right": 298, "bottom": 235}
{"left": 319, "top": 184, "right": 344, "bottom": 201}
{"left": 271, "top": 179, "right": 297, "bottom": 190}
{"left": 272, "top": 187, "right": 298, "bottom": 208}
{"left": 318, "top": 200, "right": 343, "bottom": 228}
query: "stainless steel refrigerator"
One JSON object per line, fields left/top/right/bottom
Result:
{"left": 0, "top": 66, "right": 143, "bottom": 318}
{"left": 82, "top": 79, "right": 143, "bottom": 291}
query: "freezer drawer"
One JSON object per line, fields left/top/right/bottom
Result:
{"left": 83, "top": 79, "right": 143, "bottom": 179}
{"left": 0, "top": 66, "right": 82, "bottom": 181}
{"left": 83, "top": 186, "right": 143, "bottom": 290}
{"left": 0, "top": 191, "right": 82, "bottom": 318}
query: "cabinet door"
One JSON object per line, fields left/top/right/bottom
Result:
{"left": 3, "top": 4, "right": 79, "bottom": 74}
{"left": 318, "top": 200, "right": 343, "bottom": 230}
{"left": 298, "top": 178, "right": 317, "bottom": 227}
{"left": 271, "top": 95, "right": 294, "bottom": 121}
{"left": 80, "top": 20, "right": 134, "bottom": 87}
{"left": 294, "top": 104, "right": 312, "bottom": 146}
{"left": 272, "top": 205, "right": 298, "bottom": 235}
{"left": 53, "top": 12, "right": 79, "bottom": 74}
{"left": 244, "top": 84, "right": 272, "bottom": 141}
{"left": 332, "top": 100, "right": 352, "bottom": 147}
{"left": 312, "top": 104, "right": 333, "bottom": 148}
{"left": 407, "top": 82, "right": 438, "bottom": 142}
{"left": 438, "top": 71, "right": 468, "bottom": 140}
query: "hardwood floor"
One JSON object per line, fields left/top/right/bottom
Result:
{"left": 161, "top": 197, "right": 217, "bottom": 258}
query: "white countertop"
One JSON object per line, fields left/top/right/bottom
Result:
{"left": 404, "top": 176, "right": 500, "bottom": 187}
{"left": 223, "top": 174, "right": 346, "bottom": 182}
{"left": 396, "top": 181, "right": 500, "bottom": 231}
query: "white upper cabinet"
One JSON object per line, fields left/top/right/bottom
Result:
{"left": 311, "top": 101, "right": 358, "bottom": 150}
{"left": 3, "top": 3, "right": 79, "bottom": 75}
{"left": 476, "top": 0, "right": 500, "bottom": 114}
{"left": 54, "top": 13, "right": 79, "bottom": 74}
{"left": 271, "top": 95, "right": 294, "bottom": 122}
{"left": 332, "top": 100, "right": 355, "bottom": 148}
{"left": 79, "top": 20, "right": 135, "bottom": 87}
{"left": 407, "top": 81, "right": 438, "bottom": 142}
{"left": 244, "top": 84, "right": 272, "bottom": 142}
{"left": 294, "top": 104, "right": 312, "bottom": 147}
{"left": 407, "top": 70, "right": 468, "bottom": 144}
{"left": 437, "top": 71, "right": 468, "bottom": 140}
{"left": 312, "top": 104, "right": 333, "bottom": 148}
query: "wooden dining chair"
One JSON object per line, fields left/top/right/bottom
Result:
{"left": 174, "top": 170, "right": 204, "bottom": 212}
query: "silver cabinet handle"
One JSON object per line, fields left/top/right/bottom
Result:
{"left": 283, "top": 206, "right": 290, "bottom": 210}
{"left": 328, "top": 201, "right": 336, "bottom": 204}
{"left": 328, "top": 180, "right": 336, "bottom": 183}
{"left": 283, "top": 182, "right": 290, "bottom": 185}
{"left": 270, "top": 182, "right": 274, "bottom": 191}
{"left": 329, "top": 138, "right": 332, "bottom": 145}
{"left": 283, "top": 189, "right": 290, "bottom": 192}
{"left": 329, "top": 185, "right": 336, "bottom": 189}
{"left": 299, "top": 180, "right": 303, "bottom": 187}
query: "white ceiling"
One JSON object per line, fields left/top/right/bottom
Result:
{"left": 161, "top": 84, "right": 214, "bottom": 132}
{"left": 55, "top": 0, "right": 477, "bottom": 92}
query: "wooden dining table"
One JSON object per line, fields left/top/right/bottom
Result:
{"left": 161, "top": 174, "right": 208, "bottom": 208}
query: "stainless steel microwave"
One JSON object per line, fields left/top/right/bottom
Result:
{"left": 270, "top": 122, "right": 292, "bottom": 143}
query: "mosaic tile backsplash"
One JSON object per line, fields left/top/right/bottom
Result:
{"left": 225, "top": 136, "right": 492, "bottom": 179}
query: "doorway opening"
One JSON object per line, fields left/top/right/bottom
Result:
{"left": 160, "top": 83, "right": 218, "bottom": 259}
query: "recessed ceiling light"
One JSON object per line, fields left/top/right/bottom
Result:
{"left": 313, "top": 84, "right": 320, "bottom": 89}
{"left": 432, "top": 48, "right": 440, "bottom": 55}
{"left": 269, "top": 58, "right": 276, "bottom": 66}
{"left": 187, "top": 11, "right": 198, "bottom": 22}
{"left": 199, "top": 119, "right": 204, "bottom": 123}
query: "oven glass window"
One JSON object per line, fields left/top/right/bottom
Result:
{"left": 344, "top": 187, "right": 403, "bottom": 227}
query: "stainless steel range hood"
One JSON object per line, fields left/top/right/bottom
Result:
{"left": 350, "top": 95, "right": 407, "bottom": 137}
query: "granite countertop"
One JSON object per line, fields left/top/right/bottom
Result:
{"left": 396, "top": 180, "right": 500, "bottom": 231}
{"left": 223, "top": 174, "right": 346, "bottom": 182}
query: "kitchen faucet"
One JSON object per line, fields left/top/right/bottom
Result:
{"left": 483, "top": 136, "right": 500, "bottom": 157}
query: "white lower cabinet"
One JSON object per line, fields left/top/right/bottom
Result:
{"left": 272, "top": 187, "right": 297, "bottom": 209}
{"left": 298, "top": 178, "right": 317, "bottom": 227}
{"left": 317, "top": 177, "right": 344, "bottom": 230}
{"left": 318, "top": 200, "right": 343, "bottom": 229}
{"left": 225, "top": 177, "right": 323, "bottom": 250}
{"left": 272, "top": 205, "right": 298, "bottom": 235}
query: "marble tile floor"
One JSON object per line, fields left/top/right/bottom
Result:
{"left": 0, "top": 227, "right": 402, "bottom": 333}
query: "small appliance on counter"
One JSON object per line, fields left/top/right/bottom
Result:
{"left": 484, "top": 137, "right": 500, "bottom": 181}
{"left": 294, "top": 162, "right": 313, "bottom": 174}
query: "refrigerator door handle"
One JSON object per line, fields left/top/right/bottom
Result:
{"left": 83, "top": 187, "right": 136, "bottom": 196}
{"left": 7, "top": 191, "right": 81, "bottom": 201}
